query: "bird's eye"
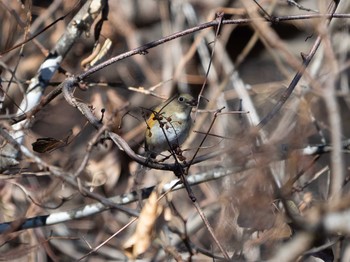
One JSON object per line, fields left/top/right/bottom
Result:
{"left": 178, "top": 96, "right": 185, "bottom": 102}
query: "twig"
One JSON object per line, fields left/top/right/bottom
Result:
{"left": 195, "top": 12, "right": 224, "bottom": 118}
{"left": 192, "top": 201, "right": 230, "bottom": 260}
{"left": 77, "top": 217, "right": 138, "bottom": 261}
{"left": 0, "top": 125, "right": 139, "bottom": 218}
{"left": 257, "top": 1, "right": 339, "bottom": 128}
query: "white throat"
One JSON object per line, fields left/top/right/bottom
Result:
{"left": 173, "top": 111, "right": 188, "bottom": 120}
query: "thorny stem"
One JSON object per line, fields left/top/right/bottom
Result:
{"left": 152, "top": 108, "right": 197, "bottom": 201}
{"left": 155, "top": 117, "right": 229, "bottom": 259}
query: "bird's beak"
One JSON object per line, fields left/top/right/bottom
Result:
{"left": 187, "top": 98, "right": 198, "bottom": 107}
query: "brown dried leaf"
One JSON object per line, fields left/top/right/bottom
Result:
{"left": 123, "top": 191, "right": 163, "bottom": 259}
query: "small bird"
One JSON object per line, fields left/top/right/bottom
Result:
{"left": 145, "top": 93, "right": 197, "bottom": 158}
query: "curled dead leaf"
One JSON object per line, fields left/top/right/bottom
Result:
{"left": 123, "top": 190, "right": 163, "bottom": 259}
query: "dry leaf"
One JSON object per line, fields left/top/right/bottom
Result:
{"left": 123, "top": 190, "right": 163, "bottom": 259}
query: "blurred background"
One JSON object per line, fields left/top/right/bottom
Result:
{"left": 1, "top": 0, "right": 350, "bottom": 260}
